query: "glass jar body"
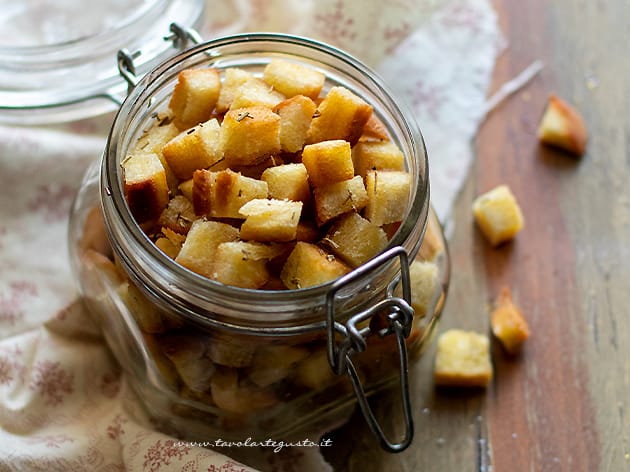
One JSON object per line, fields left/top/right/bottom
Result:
{"left": 69, "top": 35, "right": 450, "bottom": 441}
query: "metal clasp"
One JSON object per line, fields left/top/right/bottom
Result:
{"left": 326, "top": 246, "right": 415, "bottom": 452}
{"left": 116, "top": 22, "right": 202, "bottom": 97}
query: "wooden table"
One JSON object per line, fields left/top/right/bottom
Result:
{"left": 323, "top": 0, "right": 630, "bottom": 470}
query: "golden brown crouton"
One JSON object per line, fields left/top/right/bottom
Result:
{"left": 302, "top": 139, "right": 354, "bottom": 187}
{"left": 313, "top": 175, "right": 368, "bottom": 226}
{"left": 274, "top": 95, "right": 317, "bottom": 153}
{"left": 169, "top": 68, "right": 221, "bottom": 129}
{"left": 221, "top": 106, "right": 281, "bottom": 166}
{"left": 490, "top": 287, "right": 530, "bottom": 354}
{"left": 216, "top": 68, "right": 254, "bottom": 113}
{"left": 364, "top": 170, "right": 411, "bottom": 226}
{"left": 280, "top": 242, "right": 350, "bottom": 289}
{"left": 229, "top": 77, "right": 286, "bottom": 110}
{"left": 263, "top": 59, "right": 326, "bottom": 100}
{"left": 537, "top": 95, "right": 588, "bottom": 156}
{"left": 323, "top": 212, "right": 388, "bottom": 267}
{"left": 122, "top": 152, "right": 170, "bottom": 223}
{"left": 352, "top": 141, "right": 405, "bottom": 178}
{"left": 157, "top": 195, "right": 197, "bottom": 234}
{"left": 261, "top": 163, "right": 311, "bottom": 203}
{"left": 434, "top": 329, "right": 493, "bottom": 388}
{"left": 306, "top": 86, "right": 373, "bottom": 145}
{"left": 239, "top": 198, "right": 303, "bottom": 242}
{"left": 472, "top": 185, "right": 524, "bottom": 247}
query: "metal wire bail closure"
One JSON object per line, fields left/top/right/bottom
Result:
{"left": 326, "top": 246, "right": 415, "bottom": 452}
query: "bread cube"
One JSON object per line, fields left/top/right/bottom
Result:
{"left": 280, "top": 242, "right": 350, "bottom": 289}
{"left": 395, "top": 260, "right": 439, "bottom": 317}
{"left": 434, "top": 329, "right": 493, "bottom": 388}
{"left": 274, "top": 95, "right": 317, "bottom": 153}
{"left": 174, "top": 220, "right": 239, "bottom": 278}
{"left": 162, "top": 118, "right": 223, "bottom": 180}
{"left": 261, "top": 163, "right": 311, "bottom": 203}
{"left": 472, "top": 185, "right": 524, "bottom": 246}
{"left": 211, "top": 241, "right": 271, "bottom": 289}
{"left": 229, "top": 77, "right": 285, "bottom": 110}
{"left": 160, "top": 334, "right": 216, "bottom": 393}
{"left": 122, "top": 152, "right": 170, "bottom": 223}
{"left": 155, "top": 236, "right": 180, "bottom": 259}
{"left": 133, "top": 122, "right": 180, "bottom": 194}
{"left": 314, "top": 175, "right": 368, "bottom": 226}
{"left": 216, "top": 68, "right": 254, "bottom": 113}
{"left": 294, "top": 349, "right": 337, "bottom": 389}
{"left": 537, "top": 95, "right": 588, "bottom": 156}
{"left": 210, "top": 368, "right": 277, "bottom": 414}
{"left": 306, "top": 86, "right": 373, "bottom": 145}
{"left": 324, "top": 212, "right": 387, "bottom": 267}
{"left": 169, "top": 68, "right": 221, "bottom": 129}
{"left": 490, "top": 287, "right": 530, "bottom": 354}
{"left": 177, "top": 178, "right": 194, "bottom": 201}
{"left": 352, "top": 141, "right": 405, "bottom": 178}
{"left": 360, "top": 114, "right": 390, "bottom": 141}
{"left": 117, "top": 281, "right": 165, "bottom": 333}
{"left": 248, "top": 344, "right": 310, "bottom": 387}
{"left": 302, "top": 139, "right": 354, "bottom": 188}
{"left": 157, "top": 195, "right": 196, "bottom": 234}
{"left": 263, "top": 59, "right": 326, "bottom": 100}
{"left": 221, "top": 106, "right": 281, "bottom": 166}
{"left": 364, "top": 170, "right": 411, "bottom": 226}
{"left": 239, "top": 199, "right": 303, "bottom": 242}
{"left": 192, "top": 169, "right": 268, "bottom": 219}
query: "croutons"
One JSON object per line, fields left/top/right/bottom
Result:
{"left": 537, "top": 95, "right": 588, "bottom": 156}
{"left": 211, "top": 241, "right": 271, "bottom": 289}
{"left": 117, "top": 281, "right": 165, "bottom": 333}
{"left": 352, "top": 141, "right": 405, "bottom": 178}
{"left": 162, "top": 118, "right": 223, "bottom": 180}
{"left": 472, "top": 185, "right": 524, "bottom": 247}
{"left": 313, "top": 175, "right": 368, "bottom": 226}
{"left": 261, "top": 163, "right": 311, "bottom": 203}
{"left": 434, "top": 329, "right": 493, "bottom": 388}
{"left": 192, "top": 169, "right": 268, "bottom": 219}
{"left": 364, "top": 170, "right": 411, "bottom": 226}
{"left": 216, "top": 68, "right": 254, "bottom": 113}
{"left": 274, "top": 95, "right": 317, "bottom": 153}
{"left": 157, "top": 195, "right": 197, "bottom": 234}
{"left": 229, "top": 77, "right": 285, "bottom": 110}
{"left": 160, "top": 334, "right": 215, "bottom": 393}
{"left": 263, "top": 59, "right": 326, "bottom": 100}
{"left": 401, "top": 260, "right": 439, "bottom": 317}
{"left": 307, "top": 86, "right": 373, "bottom": 145}
{"left": 280, "top": 242, "right": 350, "bottom": 289}
{"left": 490, "top": 287, "right": 530, "bottom": 354}
{"left": 169, "top": 68, "right": 221, "bottom": 129}
{"left": 239, "top": 199, "right": 303, "bottom": 242}
{"left": 221, "top": 106, "right": 281, "bottom": 166}
{"left": 174, "top": 220, "right": 239, "bottom": 278}
{"left": 122, "top": 152, "right": 170, "bottom": 223}
{"left": 302, "top": 139, "right": 354, "bottom": 187}
{"left": 323, "top": 212, "right": 388, "bottom": 267}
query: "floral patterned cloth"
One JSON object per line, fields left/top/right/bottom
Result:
{"left": 0, "top": 0, "right": 499, "bottom": 470}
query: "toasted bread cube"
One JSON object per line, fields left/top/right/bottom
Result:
{"left": 360, "top": 114, "right": 390, "bottom": 141}
{"left": 117, "top": 281, "right": 165, "bottom": 333}
{"left": 239, "top": 199, "right": 303, "bottom": 242}
{"left": 211, "top": 241, "right": 271, "bottom": 289}
{"left": 281, "top": 242, "right": 350, "bottom": 289}
{"left": 324, "top": 212, "right": 387, "bottom": 267}
{"left": 174, "top": 220, "right": 239, "bottom": 278}
{"left": 216, "top": 68, "right": 255, "bottom": 113}
{"left": 490, "top": 287, "right": 530, "bottom": 354}
{"left": 157, "top": 195, "right": 197, "bottom": 234}
{"left": 364, "top": 170, "right": 411, "bottom": 226}
{"left": 133, "top": 122, "right": 180, "bottom": 194}
{"left": 434, "top": 329, "right": 493, "bottom": 388}
{"left": 302, "top": 139, "right": 354, "bottom": 187}
{"left": 210, "top": 368, "right": 277, "bottom": 414}
{"left": 274, "top": 95, "right": 317, "bottom": 152}
{"left": 314, "top": 176, "right": 368, "bottom": 226}
{"left": 249, "top": 344, "right": 310, "bottom": 387}
{"left": 306, "top": 86, "right": 373, "bottom": 145}
{"left": 175, "top": 180, "right": 192, "bottom": 203}
{"left": 261, "top": 163, "right": 311, "bottom": 202}
{"left": 263, "top": 59, "right": 326, "bottom": 100}
{"left": 221, "top": 106, "right": 281, "bottom": 166}
{"left": 229, "top": 77, "right": 285, "bottom": 110}
{"left": 160, "top": 334, "right": 215, "bottom": 393}
{"left": 352, "top": 141, "right": 405, "bottom": 178}
{"left": 537, "top": 95, "right": 588, "bottom": 156}
{"left": 294, "top": 349, "right": 337, "bottom": 389}
{"left": 122, "top": 152, "right": 170, "bottom": 223}
{"left": 169, "top": 68, "right": 221, "bottom": 129}
{"left": 192, "top": 169, "right": 268, "bottom": 219}
{"left": 231, "top": 155, "right": 284, "bottom": 180}
{"left": 155, "top": 237, "right": 180, "bottom": 259}
{"left": 395, "top": 260, "right": 439, "bottom": 317}
{"left": 472, "top": 185, "right": 524, "bottom": 246}
{"left": 162, "top": 118, "right": 223, "bottom": 180}
{"left": 208, "top": 336, "right": 255, "bottom": 368}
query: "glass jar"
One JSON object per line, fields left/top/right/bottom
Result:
{"left": 68, "top": 33, "right": 450, "bottom": 452}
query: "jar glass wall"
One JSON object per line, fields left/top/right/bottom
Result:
{"left": 69, "top": 34, "right": 450, "bottom": 443}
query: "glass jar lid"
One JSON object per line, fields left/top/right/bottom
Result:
{"left": 0, "top": 0, "right": 205, "bottom": 124}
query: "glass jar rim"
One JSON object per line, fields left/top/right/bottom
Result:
{"left": 102, "top": 33, "right": 431, "bottom": 334}
{"left": 0, "top": 0, "right": 205, "bottom": 124}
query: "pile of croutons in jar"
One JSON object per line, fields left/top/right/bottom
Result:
{"left": 122, "top": 59, "right": 413, "bottom": 290}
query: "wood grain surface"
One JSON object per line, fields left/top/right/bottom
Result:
{"left": 322, "top": 0, "right": 630, "bottom": 470}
